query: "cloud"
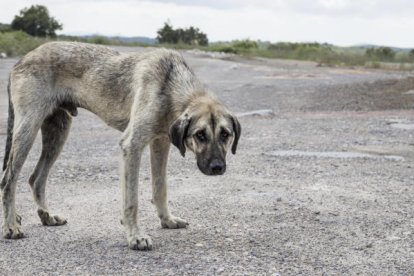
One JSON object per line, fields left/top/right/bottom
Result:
{"left": 143, "top": 0, "right": 414, "bottom": 17}
{"left": 0, "top": 0, "right": 413, "bottom": 47}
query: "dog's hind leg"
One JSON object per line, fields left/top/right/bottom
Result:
{"left": 29, "top": 109, "right": 71, "bottom": 226}
{"left": 1, "top": 110, "right": 46, "bottom": 239}
{"left": 150, "top": 136, "right": 188, "bottom": 229}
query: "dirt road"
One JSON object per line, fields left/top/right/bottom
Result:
{"left": 0, "top": 47, "right": 413, "bottom": 275}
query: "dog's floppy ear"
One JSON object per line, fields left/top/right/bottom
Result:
{"left": 169, "top": 115, "right": 192, "bottom": 157}
{"left": 230, "top": 115, "right": 241, "bottom": 154}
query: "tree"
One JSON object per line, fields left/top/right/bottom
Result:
{"left": 409, "top": 49, "right": 414, "bottom": 61}
{"left": 156, "top": 22, "right": 179, "bottom": 44}
{"left": 11, "top": 5, "right": 62, "bottom": 37}
{"left": 156, "top": 22, "right": 208, "bottom": 46}
{"left": 365, "top": 47, "right": 396, "bottom": 61}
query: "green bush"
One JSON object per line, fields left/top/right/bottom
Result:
{"left": 232, "top": 39, "right": 258, "bottom": 50}
{"left": 266, "top": 42, "right": 341, "bottom": 64}
{"left": 409, "top": 49, "right": 414, "bottom": 62}
{"left": 87, "top": 36, "right": 112, "bottom": 45}
{"left": 365, "top": 47, "right": 396, "bottom": 62}
{"left": 0, "top": 23, "right": 11, "bottom": 32}
{"left": 209, "top": 44, "right": 238, "bottom": 54}
{"left": 0, "top": 31, "right": 47, "bottom": 56}
{"left": 206, "top": 40, "right": 258, "bottom": 55}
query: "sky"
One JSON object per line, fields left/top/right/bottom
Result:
{"left": 0, "top": 0, "right": 414, "bottom": 47}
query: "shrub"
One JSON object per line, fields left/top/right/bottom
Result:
{"left": 232, "top": 40, "right": 258, "bottom": 50}
{"left": 209, "top": 44, "right": 238, "bottom": 54}
{"left": 266, "top": 42, "right": 339, "bottom": 64}
{"left": 365, "top": 47, "right": 396, "bottom": 62}
{"left": 0, "top": 23, "right": 11, "bottom": 32}
{"left": 409, "top": 49, "right": 414, "bottom": 62}
{"left": 87, "top": 36, "right": 112, "bottom": 45}
{"left": 0, "top": 31, "right": 47, "bottom": 56}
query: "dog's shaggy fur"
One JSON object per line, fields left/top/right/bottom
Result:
{"left": 1, "top": 42, "right": 240, "bottom": 250}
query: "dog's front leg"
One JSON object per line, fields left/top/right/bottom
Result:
{"left": 150, "top": 137, "right": 189, "bottom": 229}
{"left": 120, "top": 128, "right": 152, "bottom": 251}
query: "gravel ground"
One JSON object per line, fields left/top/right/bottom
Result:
{"left": 0, "top": 47, "right": 414, "bottom": 275}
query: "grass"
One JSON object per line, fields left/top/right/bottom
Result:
{"left": 57, "top": 35, "right": 149, "bottom": 47}
{"left": 0, "top": 32, "right": 150, "bottom": 57}
{"left": 1, "top": 32, "right": 413, "bottom": 70}
{"left": 0, "top": 31, "right": 49, "bottom": 56}
{"left": 199, "top": 41, "right": 414, "bottom": 70}
{"left": 204, "top": 41, "right": 414, "bottom": 67}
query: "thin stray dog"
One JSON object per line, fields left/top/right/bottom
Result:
{"left": 0, "top": 42, "right": 241, "bottom": 250}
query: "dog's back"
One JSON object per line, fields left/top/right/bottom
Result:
{"left": 10, "top": 42, "right": 199, "bottom": 131}
{"left": 14, "top": 42, "right": 120, "bottom": 78}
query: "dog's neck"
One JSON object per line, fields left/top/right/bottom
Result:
{"left": 172, "top": 90, "right": 222, "bottom": 119}
{"left": 166, "top": 61, "right": 223, "bottom": 122}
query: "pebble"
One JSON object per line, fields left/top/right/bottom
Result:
{"left": 195, "top": 243, "right": 203, "bottom": 247}
{"left": 237, "top": 109, "right": 275, "bottom": 118}
{"left": 386, "top": 236, "right": 401, "bottom": 241}
{"left": 366, "top": 243, "right": 373, "bottom": 248}
{"left": 216, "top": 267, "right": 225, "bottom": 273}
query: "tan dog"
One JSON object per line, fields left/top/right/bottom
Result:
{"left": 0, "top": 42, "right": 241, "bottom": 250}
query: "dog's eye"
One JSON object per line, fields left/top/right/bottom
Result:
{"left": 220, "top": 130, "right": 229, "bottom": 141}
{"left": 195, "top": 131, "right": 207, "bottom": 142}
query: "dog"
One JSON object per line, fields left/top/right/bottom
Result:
{"left": 0, "top": 42, "right": 241, "bottom": 250}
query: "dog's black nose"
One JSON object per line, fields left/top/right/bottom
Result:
{"left": 210, "top": 159, "right": 225, "bottom": 175}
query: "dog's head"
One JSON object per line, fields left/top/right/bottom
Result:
{"left": 169, "top": 96, "right": 241, "bottom": 176}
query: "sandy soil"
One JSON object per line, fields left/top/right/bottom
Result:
{"left": 0, "top": 47, "right": 413, "bottom": 275}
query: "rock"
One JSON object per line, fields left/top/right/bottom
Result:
{"left": 216, "top": 267, "right": 225, "bottom": 273}
{"left": 386, "top": 236, "right": 401, "bottom": 241}
{"left": 390, "top": 123, "right": 414, "bottom": 130}
{"left": 186, "top": 49, "right": 235, "bottom": 59}
{"left": 237, "top": 109, "right": 275, "bottom": 118}
{"left": 0, "top": 52, "right": 7, "bottom": 58}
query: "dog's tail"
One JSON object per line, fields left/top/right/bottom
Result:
{"left": 3, "top": 75, "right": 14, "bottom": 171}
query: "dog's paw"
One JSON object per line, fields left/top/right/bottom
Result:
{"left": 3, "top": 224, "right": 24, "bottom": 239}
{"left": 38, "top": 209, "right": 67, "bottom": 226}
{"left": 161, "top": 216, "right": 189, "bottom": 229}
{"left": 128, "top": 235, "right": 153, "bottom": 250}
